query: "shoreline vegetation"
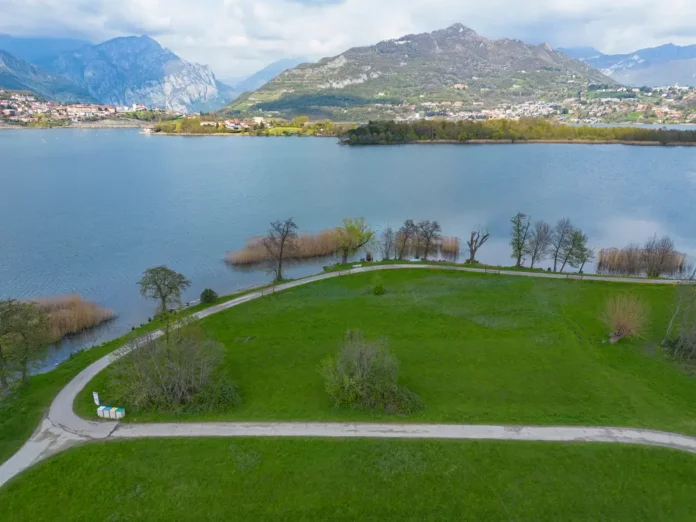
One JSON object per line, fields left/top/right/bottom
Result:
{"left": 33, "top": 295, "right": 115, "bottom": 342}
{"left": 342, "top": 119, "right": 696, "bottom": 146}
{"left": 225, "top": 226, "right": 462, "bottom": 267}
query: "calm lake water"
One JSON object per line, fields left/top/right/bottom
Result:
{"left": 1, "top": 129, "right": 696, "bottom": 369}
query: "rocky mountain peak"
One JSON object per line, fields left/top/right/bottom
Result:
{"left": 44, "top": 35, "right": 230, "bottom": 112}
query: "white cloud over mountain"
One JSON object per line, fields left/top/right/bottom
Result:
{"left": 2, "top": 0, "right": 696, "bottom": 77}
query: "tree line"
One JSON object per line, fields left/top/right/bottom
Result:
{"left": 341, "top": 118, "right": 696, "bottom": 145}
{"left": 509, "top": 213, "right": 594, "bottom": 272}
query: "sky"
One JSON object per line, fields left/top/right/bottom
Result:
{"left": 2, "top": 0, "right": 696, "bottom": 80}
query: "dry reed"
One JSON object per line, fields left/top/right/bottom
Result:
{"left": 440, "top": 236, "right": 461, "bottom": 257}
{"left": 226, "top": 229, "right": 341, "bottom": 265}
{"left": 598, "top": 246, "right": 686, "bottom": 277}
{"left": 602, "top": 294, "right": 648, "bottom": 344}
{"left": 33, "top": 295, "right": 116, "bottom": 341}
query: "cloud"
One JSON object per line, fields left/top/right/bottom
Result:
{"left": 2, "top": 0, "right": 696, "bottom": 78}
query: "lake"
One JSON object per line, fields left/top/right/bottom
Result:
{"left": 1, "top": 129, "right": 696, "bottom": 369}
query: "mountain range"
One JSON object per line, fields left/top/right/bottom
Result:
{"left": 0, "top": 50, "right": 93, "bottom": 102}
{"left": 559, "top": 44, "right": 696, "bottom": 86}
{"left": 45, "top": 36, "right": 230, "bottom": 112}
{"left": 0, "top": 35, "right": 235, "bottom": 112}
{"left": 227, "top": 24, "right": 615, "bottom": 119}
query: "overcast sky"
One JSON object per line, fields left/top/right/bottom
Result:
{"left": 2, "top": 0, "right": 696, "bottom": 80}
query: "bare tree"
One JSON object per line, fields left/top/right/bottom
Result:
{"left": 524, "top": 220, "right": 553, "bottom": 269}
{"left": 397, "top": 220, "right": 417, "bottom": 259}
{"left": 418, "top": 220, "right": 442, "bottom": 260}
{"left": 467, "top": 229, "right": 490, "bottom": 264}
{"left": 664, "top": 284, "right": 696, "bottom": 349}
{"left": 263, "top": 218, "right": 298, "bottom": 282}
{"left": 551, "top": 218, "right": 573, "bottom": 272}
{"left": 380, "top": 227, "right": 396, "bottom": 260}
{"left": 510, "top": 212, "right": 531, "bottom": 267}
{"left": 643, "top": 234, "right": 678, "bottom": 278}
{"left": 138, "top": 266, "right": 191, "bottom": 313}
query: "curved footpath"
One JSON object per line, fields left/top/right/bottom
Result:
{"left": 2, "top": 264, "right": 695, "bottom": 489}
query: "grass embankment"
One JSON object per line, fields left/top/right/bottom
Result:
{"left": 2, "top": 438, "right": 696, "bottom": 521}
{"left": 0, "top": 287, "right": 268, "bottom": 466}
{"left": 76, "top": 270, "right": 696, "bottom": 434}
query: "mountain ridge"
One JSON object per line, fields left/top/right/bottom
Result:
{"left": 45, "top": 35, "right": 231, "bottom": 112}
{"left": 0, "top": 50, "right": 94, "bottom": 103}
{"left": 559, "top": 43, "right": 696, "bottom": 86}
{"left": 227, "top": 23, "right": 616, "bottom": 119}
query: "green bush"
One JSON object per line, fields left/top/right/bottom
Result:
{"left": 200, "top": 289, "right": 219, "bottom": 304}
{"left": 373, "top": 283, "right": 386, "bottom": 296}
{"left": 107, "top": 325, "right": 240, "bottom": 413}
{"left": 321, "top": 331, "right": 423, "bottom": 414}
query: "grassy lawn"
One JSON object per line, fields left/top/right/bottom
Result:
{"left": 2, "top": 438, "right": 696, "bottom": 521}
{"left": 0, "top": 286, "right": 269, "bottom": 466}
{"left": 75, "top": 269, "right": 696, "bottom": 434}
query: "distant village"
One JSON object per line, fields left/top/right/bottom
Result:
{"left": 4, "top": 84, "right": 696, "bottom": 129}
{"left": 0, "top": 90, "right": 162, "bottom": 125}
{"left": 391, "top": 85, "right": 696, "bottom": 125}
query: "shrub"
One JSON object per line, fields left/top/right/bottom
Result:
{"left": 108, "top": 325, "right": 240, "bottom": 413}
{"left": 664, "top": 285, "right": 696, "bottom": 360}
{"left": 200, "top": 288, "right": 219, "bottom": 304}
{"left": 372, "top": 276, "right": 386, "bottom": 295}
{"left": 321, "top": 331, "right": 423, "bottom": 414}
{"left": 603, "top": 295, "right": 648, "bottom": 344}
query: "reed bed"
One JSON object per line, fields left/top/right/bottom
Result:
{"left": 226, "top": 229, "right": 341, "bottom": 265}
{"left": 395, "top": 235, "right": 460, "bottom": 260}
{"left": 33, "top": 295, "right": 116, "bottom": 341}
{"left": 598, "top": 247, "right": 687, "bottom": 277}
{"left": 440, "top": 237, "right": 461, "bottom": 258}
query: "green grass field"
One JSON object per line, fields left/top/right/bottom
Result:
{"left": 75, "top": 270, "right": 696, "bottom": 434}
{"left": 2, "top": 438, "right": 696, "bottom": 521}
{"left": 0, "top": 286, "right": 269, "bottom": 466}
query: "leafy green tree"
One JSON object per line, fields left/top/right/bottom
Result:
{"left": 0, "top": 299, "right": 50, "bottom": 386}
{"left": 138, "top": 266, "right": 191, "bottom": 313}
{"left": 571, "top": 231, "right": 594, "bottom": 273}
{"left": 336, "top": 217, "right": 375, "bottom": 264}
{"left": 200, "top": 289, "right": 219, "bottom": 304}
{"left": 510, "top": 212, "right": 532, "bottom": 267}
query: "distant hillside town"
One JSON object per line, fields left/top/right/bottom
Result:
{"left": 0, "top": 90, "right": 178, "bottom": 127}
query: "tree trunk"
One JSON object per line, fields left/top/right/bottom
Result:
{"left": 0, "top": 344, "right": 9, "bottom": 391}
{"left": 341, "top": 249, "right": 349, "bottom": 264}
{"left": 277, "top": 241, "right": 285, "bottom": 281}
{"left": 20, "top": 354, "right": 29, "bottom": 385}
{"left": 553, "top": 253, "right": 559, "bottom": 272}
{"left": 560, "top": 258, "right": 569, "bottom": 272}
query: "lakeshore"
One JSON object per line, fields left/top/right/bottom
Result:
{"left": 2, "top": 128, "right": 696, "bottom": 365}
{"left": 405, "top": 139, "right": 696, "bottom": 146}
